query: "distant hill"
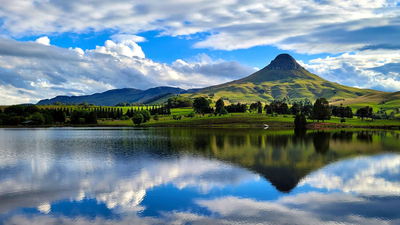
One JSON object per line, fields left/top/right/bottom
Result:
{"left": 185, "top": 54, "right": 383, "bottom": 103}
{"left": 37, "top": 54, "right": 386, "bottom": 106}
{"left": 37, "top": 87, "right": 198, "bottom": 106}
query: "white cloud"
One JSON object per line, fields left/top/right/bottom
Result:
{"left": 299, "top": 154, "right": 400, "bottom": 196}
{"left": 0, "top": 37, "right": 255, "bottom": 104}
{"left": 35, "top": 36, "right": 50, "bottom": 46}
{"left": 303, "top": 51, "right": 400, "bottom": 91}
{"left": 0, "top": 0, "right": 398, "bottom": 53}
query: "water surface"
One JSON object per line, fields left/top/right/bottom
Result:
{"left": 0, "top": 128, "right": 400, "bottom": 224}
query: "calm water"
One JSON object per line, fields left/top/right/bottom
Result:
{"left": 0, "top": 128, "right": 400, "bottom": 224}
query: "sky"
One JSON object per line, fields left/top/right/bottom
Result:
{"left": 0, "top": 0, "right": 399, "bottom": 105}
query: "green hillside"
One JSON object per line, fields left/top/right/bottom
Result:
{"left": 184, "top": 54, "right": 383, "bottom": 104}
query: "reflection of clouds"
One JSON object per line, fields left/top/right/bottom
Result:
{"left": 0, "top": 154, "right": 257, "bottom": 214}
{"left": 299, "top": 154, "right": 400, "bottom": 196}
{"left": 8, "top": 194, "right": 399, "bottom": 225}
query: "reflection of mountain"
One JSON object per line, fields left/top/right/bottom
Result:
{"left": 163, "top": 129, "right": 400, "bottom": 192}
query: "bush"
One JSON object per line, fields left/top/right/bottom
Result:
{"left": 187, "top": 111, "right": 195, "bottom": 118}
{"left": 153, "top": 113, "right": 159, "bottom": 121}
{"left": 79, "top": 118, "right": 86, "bottom": 124}
{"left": 294, "top": 113, "right": 307, "bottom": 129}
{"left": 132, "top": 114, "right": 144, "bottom": 126}
{"left": 341, "top": 118, "right": 346, "bottom": 123}
{"left": 219, "top": 107, "right": 228, "bottom": 115}
{"left": 87, "top": 111, "right": 98, "bottom": 124}
{"left": 0, "top": 118, "right": 2, "bottom": 125}
{"left": 120, "top": 115, "right": 129, "bottom": 120}
{"left": 31, "top": 112, "right": 45, "bottom": 125}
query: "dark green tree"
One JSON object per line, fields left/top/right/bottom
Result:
{"left": 31, "top": 112, "right": 45, "bottom": 125}
{"left": 219, "top": 107, "right": 228, "bottom": 115}
{"left": 132, "top": 114, "right": 144, "bottom": 126}
{"left": 215, "top": 98, "right": 225, "bottom": 113}
{"left": 87, "top": 111, "right": 98, "bottom": 124}
{"left": 140, "top": 110, "right": 151, "bottom": 123}
{"left": 312, "top": 98, "right": 331, "bottom": 122}
{"left": 193, "top": 97, "right": 210, "bottom": 113}
{"left": 294, "top": 113, "right": 307, "bottom": 129}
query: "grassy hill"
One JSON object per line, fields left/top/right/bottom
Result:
{"left": 37, "top": 87, "right": 196, "bottom": 106}
{"left": 184, "top": 54, "right": 383, "bottom": 104}
{"left": 331, "top": 91, "right": 400, "bottom": 114}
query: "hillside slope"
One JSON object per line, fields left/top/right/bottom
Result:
{"left": 185, "top": 54, "right": 383, "bottom": 103}
{"left": 37, "top": 87, "right": 194, "bottom": 106}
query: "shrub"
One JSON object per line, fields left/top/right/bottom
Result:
{"left": 153, "top": 113, "right": 159, "bottom": 121}
{"left": 294, "top": 113, "right": 307, "bottom": 129}
{"left": 341, "top": 118, "right": 346, "bottom": 123}
{"left": 132, "top": 114, "right": 144, "bottom": 126}
{"left": 219, "top": 107, "right": 228, "bottom": 115}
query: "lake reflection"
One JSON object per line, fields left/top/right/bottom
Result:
{"left": 0, "top": 128, "right": 400, "bottom": 224}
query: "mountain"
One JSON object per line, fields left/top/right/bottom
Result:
{"left": 37, "top": 87, "right": 198, "bottom": 106}
{"left": 185, "top": 54, "right": 383, "bottom": 103}
{"left": 37, "top": 53, "right": 385, "bottom": 106}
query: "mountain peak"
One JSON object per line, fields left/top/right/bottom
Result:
{"left": 266, "top": 53, "right": 302, "bottom": 70}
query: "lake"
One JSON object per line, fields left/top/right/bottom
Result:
{"left": 0, "top": 128, "right": 400, "bottom": 224}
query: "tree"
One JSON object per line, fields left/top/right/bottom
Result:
{"left": 291, "top": 103, "right": 301, "bottom": 115}
{"left": 219, "top": 107, "right": 228, "bottom": 115}
{"left": 215, "top": 98, "right": 225, "bottom": 113}
{"left": 31, "top": 112, "right": 45, "bottom": 125}
{"left": 167, "top": 96, "right": 193, "bottom": 108}
{"left": 140, "top": 110, "right": 151, "bottom": 123}
{"left": 43, "top": 113, "right": 54, "bottom": 124}
{"left": 132, "top": 114, "right": 144, "bottom": 126}
{"left": 187, "top": 111, "right": 195, "bottom": 118}
{"left": 193, "top": 97, "right": 210, "bottom": 113}
{"left": 312, "top": 98, "right": 331, "bottom": 122}
{"left": 356, "top": 106, "right": 373, "bottom": 121}
{"left": 153, "top": 113, "right": 159, "bottom": 121}
{"left": 294, "top": 113, "right": 307, "bottom": 129}
{"left": 87, "top": 111, "right": 98, "bottom": 124}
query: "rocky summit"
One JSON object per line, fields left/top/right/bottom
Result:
{"left": 266, "top": 54, "right": 303, "bottom": 70}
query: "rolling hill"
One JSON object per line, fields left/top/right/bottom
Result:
{"left": 184, "top": 54, "right": 383, "bottom": 103}
{"left": 37, "top": 87, "right": 199, "bottom": 106}
{"left": 37, "top": 53, "right": 388, "bottom": 106}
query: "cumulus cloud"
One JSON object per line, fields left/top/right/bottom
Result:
{"left": 302, "top": 51, "right": 400, "bottom": 91}
{"left": 0, "top": 0, "right": 398, "bottom": 53}
{"left": 0, "top": 37, "right": 255, "bottom": 104}
{"left": 35, "top": 36, "right": 50, "bottom": 46}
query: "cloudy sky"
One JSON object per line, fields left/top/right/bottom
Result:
{"left": 0, "top": 0, "right": 399, "bottom": 104}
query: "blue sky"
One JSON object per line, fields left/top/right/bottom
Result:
{"left": 0, "top": 0, "right": 399, "bottom": 104}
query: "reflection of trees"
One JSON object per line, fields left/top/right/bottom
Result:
{"left": 356, "top": 131, "right": 373, "bottom": 144}
{"left": 114, "top": 128, "right": 400, "bottom": 193}
{"left": 311, "top": 131, "right": 331, "bottom": 154}
{"left": 331, "top": 131, "right": 353, "bottom": 143}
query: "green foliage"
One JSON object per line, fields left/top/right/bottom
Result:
{"left": 215, "top": 98, "right": 225, "bottom": 113}
{"left": 87, "top": 111, "right": 98, "bottom": 124}
{"left": 153, "top": 113, "right": 159, "bottom": 121}
{"left": 356, "top": 106, "right": 373, "bottom": 121}
{"left": 70, "top": 110, "right": 89, "bottom": 124}
{"left": 193, "top": 97, "right": 210, "bottom": 113}
{"left": 43, "top": 113, "right": 53, "bottom": 124}
{"left": 312, "top": 98, "right": 331, "bottom": 122}
{"left": 140, "top": 110, "right": 151, "bottom": 123}
{"left": 219, "top": 107, "right": 228, "bottom": 115}
{"left": 79, "top": 118, "right": 86, "bottom": 124}
{"left": 187, "top": 111, "right": 195, "bottom": 118}
{"left": 31, "top": 112, "right": 45, "bottom": 125}
{"left": 294, "top": 113, "right": 307, "bottom": 129}
{"left": 132, "top": 114, "right": 144, "bottom": 126}
{"left": 341, "top": 118, "right": 346, "bottom": 123}
{"left": 167, "top": 96, "right": 193, "bottom": 108}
